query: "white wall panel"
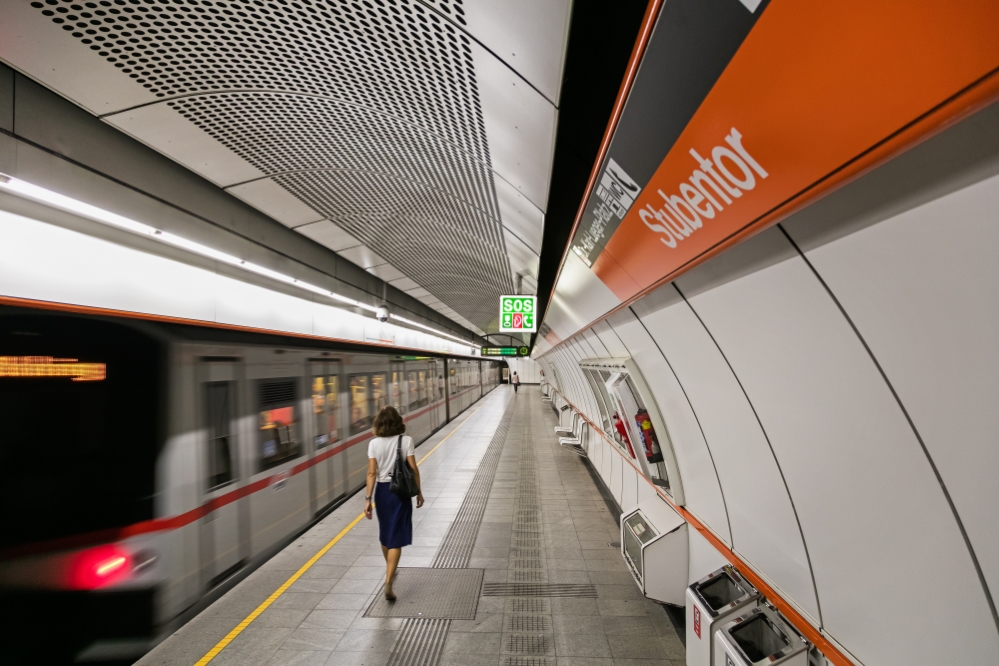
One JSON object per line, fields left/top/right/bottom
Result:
{"left": 793, "top": 172, "right": 999, "bottom": 606}
{"left": 630, "top": 281, "right": 820, "bottom": 623}
{"left": 688, "top": 524, "right": 730, "bottom": 585}
{"left": 591, "top": 320, "right": 629, "bottom": 357}
{"left": 621, "top": 464, "right": 639, "bottom": 514}
{"left": 582, "top": 329, "right": 610, "bottom": 357}
{"left": 546, "top": 252, "right": 622, "bottom": 340}
{"left": 608, "top": 309, "right": 731, "bottom": 545}
{"left": 680, "top": 229, "right": 999, "bottom": 663}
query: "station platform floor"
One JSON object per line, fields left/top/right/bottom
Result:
{"left": 138, "top": 386, "right": 685, "bottom": 666}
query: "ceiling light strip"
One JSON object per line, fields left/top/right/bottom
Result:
{"left": 0, "top": 174, "right": 479, "bottom": 349}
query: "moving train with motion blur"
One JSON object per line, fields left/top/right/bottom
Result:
{"left": 0, "top": 306, "right": 502, "bottom": 661}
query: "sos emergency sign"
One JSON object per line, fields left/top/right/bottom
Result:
{"left": 499, "top": 295, "right": 536, "bottom": 333}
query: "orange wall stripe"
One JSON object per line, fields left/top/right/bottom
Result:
{"left": 546, "top": 386, "right": 855, "bottom": 666}
{"left": 594, "top": 0, "right": 999, "bottom": 302}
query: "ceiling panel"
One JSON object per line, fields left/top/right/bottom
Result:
{"left": 104, "top": 103, "right": 263, "bottom": 187}
{"left": 459, "top": 0, "right": 573, "bottom": 104}
{"left": 496, "top": 175, "right": 545, "bottom": 253}
{"left": 0, "top": 1, "right": 154, "bottom": 113}
{"left": 227, "top": 178, "right": 324, "bottom": 228}
{"left": 339, "top": 245, "right": 387, "bottom": 270}
{"left": 296, "top": 220, "right": 362, "bottom": 253}
{"left": 474, "top": 41, "right": 558, "bottom": 211}
{"left": 366, "top": 263, "right": 407, "bottom": 282}
{"left": 2, "top": 0, "right": 567, "bottom": 333}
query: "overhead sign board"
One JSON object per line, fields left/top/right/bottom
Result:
{"left": 481, "top": 346, "right": 530, "bottom": 357}
{"left": 499, "top": 295, "right": 536, "bottom": 332}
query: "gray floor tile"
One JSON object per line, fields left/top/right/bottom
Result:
{"left": 443, "top": 631, "right": 503, "bottom": 654}
{"left": 264, "top": 649, "right": 332, "bottom": 666}
{"left": 555, "top": 632, "right": 613, "bottom": 657}
{"left": 333, "top": 629, "right": 400, "bottom": 653}
{"left": 281, "top": 627, "right": 345, "bottom": 651}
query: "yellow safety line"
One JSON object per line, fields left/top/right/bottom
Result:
{"left": 194, "top": 396, "right": 494, "bottom": 665}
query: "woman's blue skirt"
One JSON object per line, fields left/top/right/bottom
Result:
{"left": 375, "top": 481, "right": 413, "bottom": 549}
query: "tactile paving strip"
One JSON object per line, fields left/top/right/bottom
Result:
{"left": 386, "top": 400, "right": 515, "bottom": 666}
{"left": 364, "top": 567, "right": 483, "bottom": 619}
{"left": 483, "top": 582, "right": 598, "bottom": 597}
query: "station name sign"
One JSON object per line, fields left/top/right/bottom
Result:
{"left": 481, "top": 346, "right": 530, "bottom": 357}
{"left": 499, "top": 295, "right": 536, "bottom": 332}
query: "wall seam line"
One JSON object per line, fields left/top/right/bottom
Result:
{"left": 625, "top": 307, "right": 735, "bottom": 547}
{"left": 673, "top": 282, "right": 825, "bottom": 627}
{"left": 777, "top": 222, "right": 999, "bottom": 638}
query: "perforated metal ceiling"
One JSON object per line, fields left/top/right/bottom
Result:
{"left": 14, "top": 0, "right": 565, "bottom": 333}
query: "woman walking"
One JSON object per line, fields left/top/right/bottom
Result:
{"left": 364, "top": 405, "right": 424, "bottom": 600}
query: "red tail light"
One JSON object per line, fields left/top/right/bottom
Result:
{"left": 69, "top": 546, "right": 131, "bottom": 589}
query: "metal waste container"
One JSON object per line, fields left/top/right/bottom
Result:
{"left": 714, "top": 603, "right": 809, "bottom": 666}
{"left": 685, "top": 565, "right": 760, "bottom": 666}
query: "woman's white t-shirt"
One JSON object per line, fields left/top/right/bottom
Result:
{"left": 368, "top": 435, "right": 415, "bottom": 483}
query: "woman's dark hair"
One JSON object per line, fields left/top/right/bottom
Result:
{"left": 373, "top": 405, "right": 406, "bottom": 437}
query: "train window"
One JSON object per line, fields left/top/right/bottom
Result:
{"left": 391, "top": 371, "right": 404, "bottom": 414}
{"left": 407, "top": 370, "right": 420, "bottom": 411}
{"left": 418, "top": 370, "right": 428, "bottom": 406}
{"left": 349, "top": 374, "right": 370, "bottom": 434}
{"left": 312, "top": 375, "right": 340, "bottom": 447}
{"left": 205, "top": 381, "right": 236, "bottom": 490}
{"left": 258, "top": 379, "right": 301, "bottom": 471}
{"left": 371, "top": 372, "right": 387, "bottom": 413}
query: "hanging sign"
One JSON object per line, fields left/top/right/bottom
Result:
{"left": 499, "top": 295, "right": 537, "bottom": 333}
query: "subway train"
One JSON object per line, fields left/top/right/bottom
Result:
{"left": 0, "top": 306, "right": 501, "bottom": 661}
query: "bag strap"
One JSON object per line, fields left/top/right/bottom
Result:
{"left": 396, "top": 434, "right": 403, "bottom": 460}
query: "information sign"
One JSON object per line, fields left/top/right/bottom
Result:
{"left": 481, "top": 346, "right": 530, "bottom": 357}
{"left": 499, "top": 295, "right": 537, "bottom": 333}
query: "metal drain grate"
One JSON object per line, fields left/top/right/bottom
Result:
{"left": 507, "top": 615, "right": 551, "bottom": 632}
{"left": 364, "top": 568, "right": 483, "bottom": 619}
{"left": 483, "top": 583, "right": 598, "bottom": 597}
{"left": 504, "top": 634, "right": 551, "bottom": 654}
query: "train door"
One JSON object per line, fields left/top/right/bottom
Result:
{"left": 428, "top": 359, "right": 442, "bottom": 430}
{"left": 309, "top": 359, "right": 345, "bottom": 514}
{"left": 248, "top": 360, "right": 310, "bottom": 557}
{"left": 197, "top": 357, "right": 246, "bottom": 588}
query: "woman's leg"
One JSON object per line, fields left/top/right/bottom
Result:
{"left": 385, "top": 547, "right": 402, "bottom": 598}
{"left": 381, "top": 544, "right": 388, "bottom": 561}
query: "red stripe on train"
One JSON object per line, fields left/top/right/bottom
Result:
{"left": 0, "top": 391, "right": 484, "bottom": 560}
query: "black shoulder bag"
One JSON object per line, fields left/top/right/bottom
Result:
{"left": 389, "top": 435, "right": 419, "bottom": 498}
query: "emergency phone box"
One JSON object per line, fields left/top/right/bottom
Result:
{"left": 620, "top": 495, "right": 687, "bottom": 605}
{"left": 714, "top": 603, "right": 809, "bottom": 666}
{"left": 685, "top": 565, "right": 760, "bottom": 666}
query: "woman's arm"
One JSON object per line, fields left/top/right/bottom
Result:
{"left": 407, "top": 455, "right": 425, "bottom": 508}
{"left": 364, "top": 457, "right": 378, "bottom": 519}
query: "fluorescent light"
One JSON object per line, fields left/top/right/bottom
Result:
{"left": 0, "top": 174, "right": 480, "bottom": 351}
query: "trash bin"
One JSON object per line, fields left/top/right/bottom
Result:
{"left": 685, "top": 565, "right": 760, "bottom": 666}
{"left": 714, "top": 603, "right": 809, "bottom": 666}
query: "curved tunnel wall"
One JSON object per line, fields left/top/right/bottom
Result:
{"left": 536, "top": 102, "right": 999, "bottom": 664}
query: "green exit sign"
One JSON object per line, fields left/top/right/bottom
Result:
{"left": 499, "top": 295, "right": 537, "bottom": 333}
